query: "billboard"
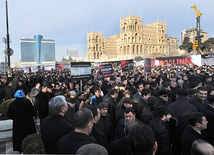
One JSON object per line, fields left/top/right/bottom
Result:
{"left": 71, "top": 62, "right": 91, "bottom": 80}
{"left": 121, "top": 60, "right": 134, "bottom": 72}
{"left": 201, "top": 54, "right": 214, "bottom": 66}
{"left": 144, "top": 58, "right": 151, "bottom": 73}
{"left": 99, "top": 64, "right": 113, "bottom": 76}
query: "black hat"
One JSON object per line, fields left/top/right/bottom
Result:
{"left": 159, "top": 89, "right": 169, "bottom": 96}
{"left": 147, "top": 96, "right": 157, "bottom": 107}
{"left": 66, "top": 98, "right": 76, "bottom": 104}
{"left": 98, "top": 102, "right": 108, "bottom": 109}
{"left": 143, "top": 81, "right": 150, "bottom": 85}
{"left": 110, "top": 76, "right": 116, "bottom": 81}
{"left": 123, "top": 97, "right": 134, "bottom": 104}
{"left": 118, "top": 83, "right": 125, "bottom": 87}
{"left": 176, "top": 89, "right": 188, "bottom": 96}
{"left": 207, "top": 95, "right": 214, "bottom": 103}
{"left": 157, "top": 106, "right": 171, "bottom": 117}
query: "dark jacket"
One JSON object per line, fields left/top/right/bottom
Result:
{"left": 133, "top": 92, "right": 147, "bottom": 120}
{"left": 35, "top": 91, "right": 51, "bottom": 120}
{"left": 181, "top": 125, "right": 205, "bottom": 155}
{"left": 64, "top": 104, "right": 75, "bottom": 124}
{"left": 189, "top": 95, "right": 208, "bottom": 112}
{"left": 7, "top": 98, "right": 36, "bottom": 152}
{"left": 149, "top": 118, "right": 172, "bottom": 155}
{"left": 15, "top": 84, "right": 28, "bottom": 95}
{"left": 4, "top": 85, "right": 14, "bottom": 100}
{"left": 41, "top": 115, "right": 73, "bottom": 154}
{"left": 110, "top": 137, "right": 132, "bottom": 155}
{"left": 30, "top": 87, "right": 40, "bottom": 103}
{"left": 157, "top": 96, "right": 169, "bottom": 107}
{"left": 96, "top": 113, "right": 111, "bottom": 142}
{"left": 141, "top": 104, "right": 156, "bottom": 124}
{"left": 89, "top": 94, "right": 103, "bottom": 106}
{"left": 57, "top": 132, "right": 97, "bottom": 154}
{"left": 115, "top": 118, "right": 143, "bottom": 140}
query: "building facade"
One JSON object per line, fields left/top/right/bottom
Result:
{"left": 20, "top": 35, "right": 55, "bottom": 67}
{"left": 86, "top": 14, "right": 179, "bottom": 62}
{"left": 181, "top": 27, "right": 209, "bottom": 43}
{"left": 67, "top": 50, "right": 79, "bottom": 58}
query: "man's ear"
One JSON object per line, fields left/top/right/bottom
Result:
{"left": 88, "top": 121, "right": 93, "bottom": 129}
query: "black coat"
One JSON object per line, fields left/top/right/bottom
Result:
{"left": 57, "top": 132, "right": 97, "bottom": 154}
{"left": 133, "top": 92, "right": 147, "bottom": 120}
{"left": 41, "top": 115, "right": 73, "bottom": 154}
{"left": 141, "top": 104, "right": 156, "bottom": 124}
{"left": 7, "top": 98, "right": 36, "bottom": 152}
{"left": 189, "top": 95, "right": 208, "bottom": 112}
{"left": 157, "top": 96, "right": 169, "bottom": 107}
{"left": 64, "top": 104, "right": 75, "bottom": 123}
{"left": 4, "top": 85, "right": 14, "bottom": 100}
{"left": 96, "top": 114, "right": 111, "bottom": 142}
{"left": 110, "top": 137, "right": 132, "bottom": 155}
{"left": 181, "top": 125, "right": 205, "bottom": 155}
{"left": 202, "top": 104, "right": 214, "bottom": 145}
{"left": 15, "top": 84, "right": 28, "bottom": 95}
{"left": 35, "top": 91, "right": 51, "bottom": 120}
{"left": 91, "top": 123, "right": 109, "bottom": 149}
{"left": 149, "top": 118, "right": 172, "bottom": 155}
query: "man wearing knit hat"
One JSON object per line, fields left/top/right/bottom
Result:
{"left": 149, "top": 105, "right": 172, "bottom": 155}
{"left": 157, "top": 89, "right": 170, "bottom": 107}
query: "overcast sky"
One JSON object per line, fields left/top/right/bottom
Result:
{"left": 0, "top": 0, "right": 213, "bottom": 62}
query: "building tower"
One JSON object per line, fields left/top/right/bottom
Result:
{"left": 34, "top": 35, "right": 43, "bottom": 64}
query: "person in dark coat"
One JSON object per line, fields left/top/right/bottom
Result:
{"left": 157, "top": 89, "right": 170, "bottom": 107}
{"left": 181, "top": 112, "right": 208, "bottom": 155}
{"left": 89, "top": 106, "right": 109, "bottom": 150}
{"left": 15, "top": 80, "right": 28, "bottom": 95}
{"left": 64, "top": 98, "right": 76, "bottom": 123}
{"left": 149, "top": 106, "right": 172, "bottom": 155}
{"left": 30, "top": 83, "right": 40, "bottom": 104}
{"left": 189, "top": 86, "right": 208, "bottom": 112}
{"left": 7, "top": 90, "right": 36, "bottom": 153}
{"left": 97, "top": 102, "right": 111, "bottom": 143}
{"left": 57, "top": 108, "right": 97, "bottom": 154}
{"left": 202, "top": 95, "right": 214, "bottom": 145}
{"left": 4, "top": 81, "right": 14, "bottom": 100}
{"left": 41, "top": 95, "right": 73, "bottom": 154}
{"left": 168, "top": 89, "right": 197, "bottom": 155}
{"left": 115, "top": 92, "right": 130, "bottom": 115}
{"left": 115, "top": 108, "right": 143, "bottom": 139}
{"left": 79, "top": 94, "right": 90, "bottom": 110}
{"left": 35, "top": 85, "right": 51, "bottom": 123}
{"left": 110, "top": 120, "right": 139, "bottom": 155}
{"left": 141, "top": 96, "right": 157, "bottom": 124}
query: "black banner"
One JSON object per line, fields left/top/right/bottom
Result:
{"left": 121, "top": 60, "right": 134, "bottom": 72}
{"left": 70, "top": 62, "right": 91, "bottom": 80}
{"left": 144, "top": 58, "right": 151, "bottom": 73}
{"left": 99, "top": 64, "right": 113, "bottom": 76}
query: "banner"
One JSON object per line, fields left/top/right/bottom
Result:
{"left": 121, "top": 60, "right": 134, "bottom": 72}
{"left": 59, "top": 64, "right": 64, "bottom": 69}
{"left": 31, "top": 66, "right": 38, "bottom": 72}
{"left": 144, "top": 58, "right": 151, "bottom": 73}
{"left": 201, "top": 54, "right": 214, "bottom": 66}
{"left": 99, "top": 64, "right": 113, "bottom": 76}
{"left": 150, "top": 55, "right": 201, "bottom": 66}
{"left": 44, "top": 66, "right": 54, "bottom": 71}
{"left": 23, "top": 67, "right": 30, "bottom": 73}
{"left": 71, "top": 62, "right": 91, "bottom": 80}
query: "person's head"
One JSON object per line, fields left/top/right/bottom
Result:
{"left": 183, "top": 75, "right": 188, "bottom": 81}
{"left": 205, "top": 85, "right": 214, "bottom": 96}
{"left": 94, "top": 87, "right": 101, "bottom": 97}
{"left": 147, "top": 96, "right": 157, "bottom": 108}
{"left": 70, "top": 90, "right": 77, "bottom": 98}
{"left": 176, "top": 89, "right": 188, "bottom": 97}
{"left": 124, "top": 120, "right": 139, "bottom": 137}
{"left": 49, "top": 95, "right": 68, "bottom": 116}
{"left": 170, "top": 81, "right": 177, "bottom": 88}
{"left": 98, "top": 102, "right": 108, "bottom": 117}
{"left": 205, "top": 75, "right": 212, "bottom": 82}
{"left": 196, "top": 87, "right": 208, "bottom": 101}
{"left": 136, "top": 83, "right": 144, "bottom": 93}
{"left": 82, "top": 94, "right": 90, "bottom": 103}
{"left": 75, "top": 83, "right": 80, "bottom": 90}
{"left": 84, "top": 85, "right": 90, "bottom": 94}
{"left": 35, "top": 83, "right": 40, "bottom": 89}
{"left": 47, "top": 84, "right": 53, "bottom": 93}
{"left": 177, "top": 79, "right": 184, "bottom": 86}
{"left": 124, "top": 108, "right": 136, "bottom": 123}
{"left": 189, "top": 112, "right": 208, "bottom": 131}
{"left": 191, "top": 139, "right": 214, "bottom": 155}
{"left": 159, "top": 89, "right": 169, "bottom": 102}
{"left": 76, "top": 144, "right": 108, "bottom": 155}
{"left": 188, "top": 88, "right": 196, "bottom": 96}
{"left": 66, "top": 98, "right": 76, "bottom": 108}
{"left": 110, "top": 89, "right": 118, "bottom": 99}
{"left": 89, "top": 106, "right": 101, "bottom": 124}
{"left": 157, "top": 106, "right": 172, "bottom": 122}
{"left": 128, "top": 124, "right": 157, "bottom": 155}
{"left": 73, "top": 108, "right": 93, "bottom": 135}
{"left": 18, "top": 80, "right": 22, "bottom": 86}
{"left": 116, "top": 76, "right": 121, "bottom": 84}
{"left": 141, "top": 89, "right": 151, "bottom": 101}
{"left": 41, "top": 85, "right": 48, "bottom": 93}
{"left": 122, "top": 78, "right": 128, "bottom": 85}
{"left": 143, "top": 81, "right": 151, "bottom": 89}
{"left": 129, "top": 77, "right": 135, "bottom": 83}
{"left": 123, "top": 97, "right": 134, "bottom": 108}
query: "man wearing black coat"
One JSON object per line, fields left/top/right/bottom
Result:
{"left": 41, "top": 96, "right": 73, "bottom": 154}
{"left": 181, "top": 112, "right": 208, "bottom": 155}
{"left": 57, "top": 108, "right": 97, "bottom": 154}
{"left": 189, "top": 86, "right": 208, "bottom": 112}
{"left": 149, "top": 106, "right": 172, "bottom": 155}
{"left": 157, "top": 89, "right": 170, "bottom": 107}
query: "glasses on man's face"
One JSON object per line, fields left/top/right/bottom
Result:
{"left": 162, "top": 95, "right": 168, "bottom": 98}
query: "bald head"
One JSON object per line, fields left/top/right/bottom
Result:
{"left": 192, "top": 140, "right": 214, "bottom": 155}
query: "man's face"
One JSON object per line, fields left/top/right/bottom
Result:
{"left": 145, "top": 84, "right": 150, "bottom": 89}
{"left": 171, "top": 82, "right": 176, "bottom": 88}
{"left": 122, "top": 80, "right": 127, "bottom": 85}
{"left": 199, "top": 116, "right": 208, "bottom": 130}
{"left": 178, "top": 82, "right": 183, "bottom": 87}
{"left": 95, "top": 108, "right": 101, "bottom": 124}
{"left": 95, "top": 90, "right": 101, "bottom": 97}
{"left": 100, "top": 108, "right": 108, "bottom": 116}
{"left": 160, "top": 94, "right": 168, "bottom": 102}
{"left": 164, "top": 114, "right": 171, "bottom": 122}
{"left": 138, "top": 84, "right": 144, "bottom": 93}
{"left": 124, "top": 112, "right": 135, "bottom": 123}
{"left": 143, "top": 93, "right": 151, "bottom": 101}
{"left": 183, "top": 76, "right": 188, "bottom": 81}
{"left": 206, "top": 77, "right": 212, "bottom": 82}
{"left": 116, "top": 77, "right": 121, "bottom": 84}
{"left": 197, "top": 90, "right": 207, "bottom": 101}
{"left": 130, "top": 78, "right": 134, "bottom": 83}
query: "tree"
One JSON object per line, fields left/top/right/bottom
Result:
{"left": 134, "top": 56, "right": 144, "bottom": 60}
{"left": 179, "top": 37, "right": 193, "bottom": 53}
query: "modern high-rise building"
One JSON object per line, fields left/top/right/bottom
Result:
{"left": 67, "top": 50, "right": 79, "bottom": 58}
{"left": 86, "top": 14, "right": 179, "bottom": 62}
{"left": 20, "top": 35, "right": 55, "bottom": 67}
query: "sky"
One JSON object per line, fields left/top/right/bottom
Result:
{"left": 0, "top": 0, "right": 214, "bottom": 63}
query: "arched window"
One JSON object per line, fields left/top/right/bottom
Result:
{"left": 94, "top": 53, "right": 96, "bottom": 59}
{"left": 96, "top": 44, "right": 98, "bottom": 51}
{"left": 96, "top": 36, "right": 98, "bottom": 43}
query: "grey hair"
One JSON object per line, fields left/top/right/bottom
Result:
{"left": 49, "top": 95, "right": 67, "bottom": 115}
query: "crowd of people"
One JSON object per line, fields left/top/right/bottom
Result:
{"left": 3, "top": 63, "right": 214, "bottom": 154}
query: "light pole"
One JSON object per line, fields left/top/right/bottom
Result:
{"left": 5, "top": 0, "right": 12, "bottom": 78}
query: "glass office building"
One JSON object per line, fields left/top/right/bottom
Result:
{"left": 20, "top": 35, "right": 55, "bottom": 67}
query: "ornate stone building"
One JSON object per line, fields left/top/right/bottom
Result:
{"left": 86, "top": 14, "right": 178, "bottom": 62}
